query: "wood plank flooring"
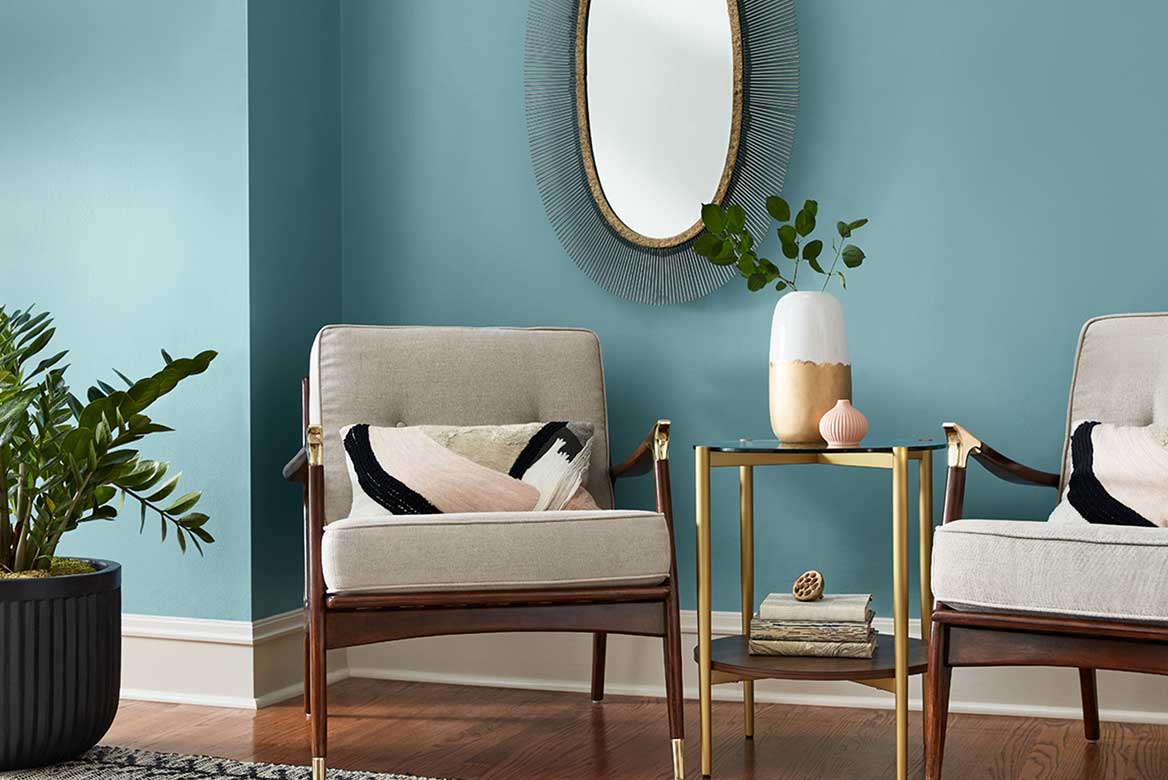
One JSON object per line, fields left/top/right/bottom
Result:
{"left": 104, "top": 678, "right": 1167, "bottom": 779}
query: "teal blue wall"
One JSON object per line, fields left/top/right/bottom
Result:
{"left": 247, "top": 0, "right": 343, "bottom": 618}
{"left": 6, "top": 1, "right": 1168, "bottom": 622}
{"left": 340, "top": 0, "right": 1168, "bottom": 618}
{"left": 0, "top": 1, "right": 254, "bottom": 620}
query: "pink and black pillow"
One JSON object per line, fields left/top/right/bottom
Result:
{"left": 1049, "top": 421, "right": 1168, "bottom": 528}
{"left": 340, "top": 421, "right": 599, "bottom": 517}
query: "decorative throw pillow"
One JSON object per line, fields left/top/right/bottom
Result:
{"left": 340, "top": 421, "right": 599, "bottom": 517}
{"left": 1048, "top": 421, "right": 1168, "bottom": 527}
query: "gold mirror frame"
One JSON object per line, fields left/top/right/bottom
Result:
{"left": 574, "top": 0, "right": 745, "bottom": 249}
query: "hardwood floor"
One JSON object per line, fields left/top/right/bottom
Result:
{"left": 105, "top": 678, "right": 1167, "bottom": 779}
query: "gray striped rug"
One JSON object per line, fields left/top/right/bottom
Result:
{"left": 0, "top": 746, "right": 446, "bottom": 780}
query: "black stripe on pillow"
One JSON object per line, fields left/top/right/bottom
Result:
{"left": 1067, "top": 421, "right": 1156, "bottom": 527}
{"left": 508, "top": 421, "right": 570, "bottom": 478}
{"left": 343, "top": 424, "right": 440, "bottom": 515}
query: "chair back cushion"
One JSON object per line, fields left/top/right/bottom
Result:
{"left": 309, "top": 326, "right": 614, "bottom": 523}
{"left": 1061, "top": 313, "right": 1168, "bottom": 490}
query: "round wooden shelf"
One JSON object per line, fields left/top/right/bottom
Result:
{"left": 695, "top": 635, "right": 928, "bottom": 681}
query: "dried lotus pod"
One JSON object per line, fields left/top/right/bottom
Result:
{"left": 792, "top": 570, "right": 825, "bottom": 601}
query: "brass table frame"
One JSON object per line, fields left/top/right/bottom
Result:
{"left": 694, "top": 446, "right": 935, "bottom": 779}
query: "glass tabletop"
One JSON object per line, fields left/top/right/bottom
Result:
{"left": 697, "top": 435, "right": 944, "bottom": 454}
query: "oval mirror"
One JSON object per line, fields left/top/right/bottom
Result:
{"left": 578, "top": 0, "right": 742, "bottom": 247}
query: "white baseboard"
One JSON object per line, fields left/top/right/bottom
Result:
{"left": 120, "top": 607, "right": 1168, "bottom": 725}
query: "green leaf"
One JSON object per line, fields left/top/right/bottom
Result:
{"left": 726, "top": 204, "right": 746, "bottom": 232}
{"left": 177, "top": 528, "right": 187, "bottom": 553}
{"left": 794, "top": 208, "right": 816, "bottom": 237}
{"left": 807, "top": 257, "right": 826, "bottom": 274}
{"left": 803, "top": 199, "right": 818, "bottom": 217}
{"left": 842, "top": 245, "right": 866, "bottom": 268}
{"left": 693, "top": 232, "right": 722, "bottom": 257}
{"left": 738, "top": 232, "right": 754, "bottom": 253}
{"left": 775, "top": 280, "right": 788, "bottom": 291}
{"left": 802, "top": 240, "right": 823, "bottom": 261}
{"left": 838, "top": 271, "right": 847, "bottom": 290}
{"left": 180, "top": 512, "right": 209, "bottom": 528}
{"left": 700, "top": 203, "right": 726, "bottom": 233}
{"left": 146, "top": 474, "right": 182, "bottom": 503}
{"left": 737, "top": 255, "right": 755, "bottom": 276}
{"left": 140, "top": 502, "right": 147, "bottom": 533}
{"left": 747, "top": 273, "right": 767, "bottom": 291}
{"left": 765, "top": 196, "right": 790, "bottom": 222}
{"left": 160, "top": 349, "right": 173, "bottom": 364}
{"left": 781, "top": 240, "right": 798, "bottom": 260}
{"left": 777, "top": 225, "right": 797, "bottom": 245}
{"left": 164, "top": 491, "right": 201, "bottom": 516}
{"left": 847, "top": 218, "right": 869, "bottom": 232}
{"left": 710, "top": 240, "right": 737, "bottom": 265}
{"left": 837, "top": 221, "right": 851, "bottom": 238}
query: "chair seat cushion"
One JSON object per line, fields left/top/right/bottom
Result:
{"left": 322, "top": 509, "right": 671, "bottom": 594}
{"left": 932, "top": 519, "right": 1168, "bottom": 624}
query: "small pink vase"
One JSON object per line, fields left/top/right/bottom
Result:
{"left": 819, "top": 399, "right": 868, "bottom": 447}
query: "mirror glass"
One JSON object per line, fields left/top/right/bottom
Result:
{"left": 583, "top": 0, "right": 737, "bottom": 244}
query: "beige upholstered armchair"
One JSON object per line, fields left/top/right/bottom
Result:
{"left": 926, "top": 313, "right": 1168, "bottom": 779}
{"left": 283, "top": 326, "right": 684, "bottom": 780}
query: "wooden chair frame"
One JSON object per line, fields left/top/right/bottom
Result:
{"left": 284, "top": 379, "right": 685, "bottom": 780}
{"left": 925, "top": 422, "right": 1168, "bottom": 779}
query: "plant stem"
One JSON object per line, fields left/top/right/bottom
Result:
{"left": 0, "top": 446, "right": 10, "bottom": 569}
{"left": 822, "top": 239, "right": 845, "bottom": 292}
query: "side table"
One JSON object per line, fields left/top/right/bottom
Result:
{"left": 694, "top": 437, "right": 945, "bottom": 779}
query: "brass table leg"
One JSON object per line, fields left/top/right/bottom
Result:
{"left": 892, "top": 447, "right": 910, "bottom": 780}
{"left": 918, "top": 449, "right": 934, "bottom": 749}
{"left": 739, "top": 465, "right": 755, "bottom": 739}
{"left": 696, "top": 447, "right": 713, "bottom": 777}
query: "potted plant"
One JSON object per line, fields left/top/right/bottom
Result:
{"left": 0, "top": 306, "right": 215, "bottom": 769}
{"left": 694, "top": 198, "right": 869, "bottom": 442}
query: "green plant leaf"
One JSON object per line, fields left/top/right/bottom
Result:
{"left": 738, "top": 232, "right": 754, "bottom": 253}
{"left": 164, "top": 491, "right": 201, "bottom": 516}
{"left": 781, "top": 240, "right": 798, "bottom": 259}
{"left": 737, "top": 255, "right": 755, "bottom": 276}
{"left": 847, "top": 218, "right": 869, "bottom": 232}
{"left": 747, "top": 273, "right": 767, "bottom": 291}
{"left": 803, "top": 199, "right": 818, "bottom": 216}
{"left": 765, "top": 196, "right": 790, "bottom": 222}
{"left": 146, "top": 473, "right": 182, "bottom": 503}
{"left": 838, "top": 271, "right": 847, "bottom": 289}
{"left": 700, "top": 203, "right": 726, "bottom": 233}
{"left": 802, "top": 240, "right": 823, "bottom": 261}
{"left": 837, "top": 221, "right": 850, "bottom": 238}
{"left": 807, "top": 257, "right": 825, "bottom": 274}
{"left": 693, "top": 232, "right": 722, "bottom": 257}
{"left": 726, "top": 204, "right": 746, "bottom": 232}
{"left": 794, "top": 208, "right": 816, "bottom": 237}
{"left": 775, "top": 280, "right": 788, "bottom": 291}
{"left": 842, "top": 245, "right": 865, "bottom": 268}
{"left": 710, "top": 240, "right": 737, "bottom": 265}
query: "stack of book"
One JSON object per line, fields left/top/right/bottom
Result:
{"left": 749, "top": 593, "right": 876, "bottom": 659}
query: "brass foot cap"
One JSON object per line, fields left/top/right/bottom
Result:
{"left": 671, "top": 738, "right": 684, "bottom": 780}
{"left": 312, "top": 756, "right": 326, "bottom": 780}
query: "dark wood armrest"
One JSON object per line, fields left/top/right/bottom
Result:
{"left": 942, "top": 422, "right": 1060, "bottom": 524}
{"left": 610, "top": 420, "right": 671, "bottom": 481}
{"left": 283, "top": 447, "right": 308, "bottom": 483}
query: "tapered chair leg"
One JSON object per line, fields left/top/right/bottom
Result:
{"left": 309, "top": 616, "right": 327, "bottom": 778}
{"left": 303, "top": 631, "right": 311, "bottom": 718}
{"left": 925, "top": 623, "right": 952, "bottom": 780}
{"left": 1079, "top": 668, "right": 1100, "bottom": 741}
{"left": 591, "top": 632, "right": 607, "bottom": 702}
{"left": 663, "top": 597, "right": 685, "bottom": 780}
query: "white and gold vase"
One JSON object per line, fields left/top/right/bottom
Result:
{"left": 768, "top": 291, "right": 852, "bottom": 443}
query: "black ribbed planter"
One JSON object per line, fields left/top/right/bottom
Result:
{"left": 0, "top": 560, "right": 121, "bottom": 770}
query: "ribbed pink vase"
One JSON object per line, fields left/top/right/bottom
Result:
{"left": 819, "top": 399, "right": 868, "bottom": 447}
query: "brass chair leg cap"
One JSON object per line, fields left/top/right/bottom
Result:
{"left": 671, "top": 738, "right": 684, "bottom": 780}
{"left": 312, "top": 756, "right": 326, "bottom": 780}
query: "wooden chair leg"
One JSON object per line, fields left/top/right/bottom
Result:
{"left": 663, "top": 597, "right": 685, "bottom": 780}
{"left": 1079, "top": 668, "right": 1100, "bottom": 741}
{"left": 925, "top": 622, "right": 952, "bottom": 780}
{"left": 309, "top": 616, "right": 327, "bottom": 779}
{"left": 303, "top": 631, "right": 311, "bottom": 718}
{"left": 591, "top": 632, "right": 607, "bottom": 702}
